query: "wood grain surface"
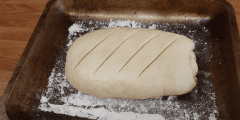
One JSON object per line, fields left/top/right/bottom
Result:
{"left": 0, "top": 0, "right": 240, "bottom": 98}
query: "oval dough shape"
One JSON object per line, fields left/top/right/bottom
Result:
{"left": 65, "top": 27, "right": 198, "bottom": 99}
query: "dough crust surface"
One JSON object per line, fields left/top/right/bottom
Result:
{"left": 65, "top": 27, "right": 198, "bottom": 99}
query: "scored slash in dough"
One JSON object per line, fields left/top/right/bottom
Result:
{"left": 65, "top": 27, "right": 198, "bottom": 99}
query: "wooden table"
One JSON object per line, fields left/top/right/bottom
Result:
{"left": 0, "top": 0, "right": 240, "bottom": 97}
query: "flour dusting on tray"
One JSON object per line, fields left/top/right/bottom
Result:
{"left": 38, "top": 20, "right": 219, "bottom": 120}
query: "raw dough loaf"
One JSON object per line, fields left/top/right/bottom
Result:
{"left": 65, "top": 27, "right": 198, "bottom": 99}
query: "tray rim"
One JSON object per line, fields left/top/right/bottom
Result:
{"left": 1, "top": 0, "right": 240, "bottom": 119}
{"left": 0, "top": 0, "right": 58, "bottom": 119}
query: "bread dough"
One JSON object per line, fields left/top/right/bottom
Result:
{"left": 65, "top": 27, "right": 198, "bottom": 99}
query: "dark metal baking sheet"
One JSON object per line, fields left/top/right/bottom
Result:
{"left": 1, "top": 0, "right": 240, "bottom": 119}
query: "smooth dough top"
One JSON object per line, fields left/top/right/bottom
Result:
{"left": 65, "top": 27, "right": 198, "bottom": 99}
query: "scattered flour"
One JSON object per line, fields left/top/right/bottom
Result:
{"left": 38, "top": 20, "right": 219, "bottom": 120}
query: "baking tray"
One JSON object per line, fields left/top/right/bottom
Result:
{"left": 1, "top": 0, "right": 240, "bottom": 119}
